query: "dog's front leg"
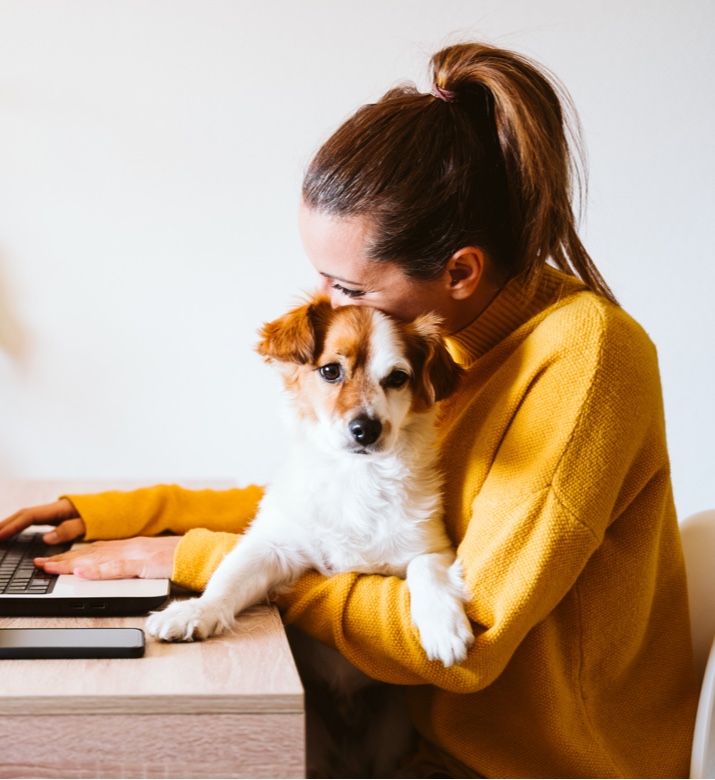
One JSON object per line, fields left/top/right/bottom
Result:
{"left": 146, "top": 528, "right": 308, "bottom": 642}
{"left": 406, "top": 550, "right": 475, "bottom": 667}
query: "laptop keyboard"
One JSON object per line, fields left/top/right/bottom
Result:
{"left": 0, "top": 533, "right": 72, "bottom": 595}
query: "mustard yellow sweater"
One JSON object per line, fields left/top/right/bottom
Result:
{"left": 67, "top": 267, "right": 698, "bottom": 778}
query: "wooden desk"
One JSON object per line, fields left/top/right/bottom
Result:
{"left": 0, "top": 481, "right": 305, "bottom": 779}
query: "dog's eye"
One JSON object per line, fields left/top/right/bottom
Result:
{"left": 385, "top": 370, "right": 409, "bottom": 389}
{"left": 319, "top": 363, "right": 343, "bottom": 383}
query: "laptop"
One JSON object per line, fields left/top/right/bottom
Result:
{"left": 0, "top": 526, "right": 170, "bottom": 617}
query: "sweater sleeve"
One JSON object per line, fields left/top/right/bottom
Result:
{"left": 275, "top": 490, "right": 599, "bottom": 691}
{"left": 64, "top": 484, "right": 264, "bottom": 541}
{"left": 275, "top": 301, "right": 666, "bottom": 691}
{"left": 171, "top": 528, "right": 244, "bottom": 591}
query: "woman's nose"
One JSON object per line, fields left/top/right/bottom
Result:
{"left": 315, "top": 277, "right": 343, "bottom": 308}
{"left": 315, "top": 276, "right": 333, "bottom": 297}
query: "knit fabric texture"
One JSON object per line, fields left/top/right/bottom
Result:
{"left": 65, "top": 267, "right": 698, "bottom": 778}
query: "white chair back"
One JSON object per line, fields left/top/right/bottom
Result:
{"left": 680, "top": 510, "right": 715, "bottom": 682}
{"left": 680, "top": 509, "right": 715, "bottom": 778}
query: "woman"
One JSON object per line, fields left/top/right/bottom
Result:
{"left": 0, "top": 42, "right": 698, "bottom": 777}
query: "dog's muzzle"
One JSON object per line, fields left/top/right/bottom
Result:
{"left": 348, "top": 416, "right": 383, "bottom": 447}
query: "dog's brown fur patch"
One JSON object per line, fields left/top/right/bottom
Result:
{"left": 401, "top": 314, "right": 464, "bottom": 412}
{"left": 317, "top": 307, "right": 377, "bottom": 420}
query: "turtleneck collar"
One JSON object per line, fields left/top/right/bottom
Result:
{"left": 444, "top": 266, "right": 587, "bottom": 367}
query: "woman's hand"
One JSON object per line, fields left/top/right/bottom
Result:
{"left": 34, "top": 536, "right": 181, "bottom": 580}
{"left": 0, "top": 499, "right": 180, "bottom": 580}
{"left": 0, "top": 499, "right": 86, "bottom": 544}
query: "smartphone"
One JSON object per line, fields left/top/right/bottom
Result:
{"left": 0, "top": 627, "right": 145, "bottom": 659}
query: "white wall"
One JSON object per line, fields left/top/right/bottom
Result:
{"left": 0, "top": 0, "right": 713, "bottom": 519}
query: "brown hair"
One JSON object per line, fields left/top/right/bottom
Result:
{"left": 302, "top": 42, "right": 617, "bottom": 304}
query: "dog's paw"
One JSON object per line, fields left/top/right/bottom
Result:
{"left": 413, "top": 596, "right": 475, "bottom": 667}
{"left": 410, "top": 558, "right": 475, "bottom": 667}
{"left": 145, "top": 598, "right": 233, "bottom": 642}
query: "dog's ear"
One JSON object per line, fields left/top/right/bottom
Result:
{"left": 406, "top": 313, "right": 464, "bottom": 410}
{"left": 256, "top": 295, "right": 334, "bottom": 365}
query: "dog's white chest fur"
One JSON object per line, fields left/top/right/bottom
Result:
{"left": 264, "top": 439, "right": 447, "bottom": 578}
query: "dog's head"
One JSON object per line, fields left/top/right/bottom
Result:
{"left": 257, "top": 295, "right": 464, "bottom": 456}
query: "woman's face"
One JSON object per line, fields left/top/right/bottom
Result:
{"left": 298, "top": 203, "right": 456, "bottom": 325}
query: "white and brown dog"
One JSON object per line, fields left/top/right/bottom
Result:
{"left": 146, "top": 295, "right": 474, "bottom": 669}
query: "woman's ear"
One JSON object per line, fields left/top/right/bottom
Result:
{"left": 443, "top": 247, "right": 486, "bottom": 300}
{"left": 256, "top": 295, "right": 334, "bottom": 365}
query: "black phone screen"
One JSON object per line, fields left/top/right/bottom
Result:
{"left": 0, "top": 627, "right": 145, "bottom": 658}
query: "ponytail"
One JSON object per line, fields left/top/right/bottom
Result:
{"left": 303, "top": 42, "right": 617, "bottom": 304}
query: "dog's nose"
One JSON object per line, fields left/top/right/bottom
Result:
{"left": 349, "top": 416, "right": 382, "bottom": 446}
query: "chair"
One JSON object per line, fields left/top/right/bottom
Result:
{"left": 679, "top": 509, "right": 715, "bottom": 778}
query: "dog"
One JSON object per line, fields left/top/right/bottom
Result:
{"left": 146, "top": 295, "right": 474, "bottom": 670}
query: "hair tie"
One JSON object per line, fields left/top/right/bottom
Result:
{"left": 432, "top": 83, "right": 459, "bottom": 103}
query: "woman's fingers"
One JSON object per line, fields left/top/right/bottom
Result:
{"left": 38, "top": 557, "right": 144, "bottom": 580}
{"left": 34, "top": 536, "right": 180, "bottom": 580}
{"left": 0, "top": 499, "right": 80, "bottom": 541}
{"left": 73, "top": 560, "right": 144, "bottom": 580}
{"left": 34, "top": 549, "right": 91, "bottom": 575}
{"left": 42, "top": 518, "right": 87, "bottom": 544}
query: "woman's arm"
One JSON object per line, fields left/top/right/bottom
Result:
{"left": 68, "top": 483, "right": 264, "bottom": 540}
{"left": 0, "top": 485, "right": 263, "bottom": 584}
{"left": 274, "top": 487, "right": 601, "bottom": 691}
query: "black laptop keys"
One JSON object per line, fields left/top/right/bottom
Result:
{"left": 0, "top": 533, "right": 71, "bottom": 595}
